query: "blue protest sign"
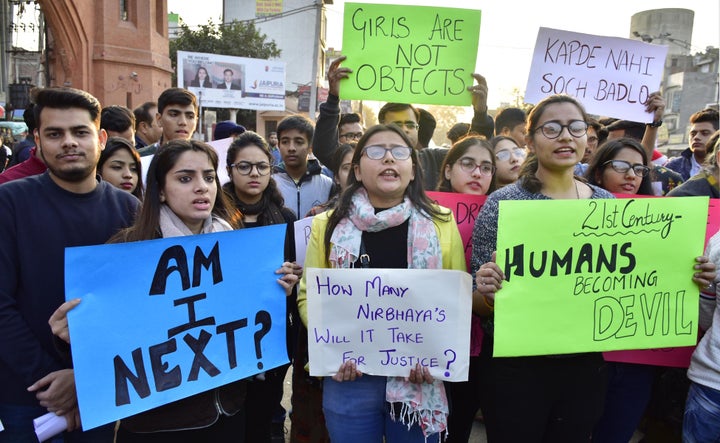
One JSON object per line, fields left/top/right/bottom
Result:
{"left": 65, "top": 225, "right": 288, "bottom": 430}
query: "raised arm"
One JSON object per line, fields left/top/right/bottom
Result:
{"left": 314, "top": 56, "right": 352, "bottom": 172}
{"left": 641, "top": 91, "right": 666, "bottom": 159}
{"left": 469, "top": 73, "right": 495, "bottom": 139}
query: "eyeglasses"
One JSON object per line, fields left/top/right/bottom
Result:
{"left": 495, "top": 147, "right": 526, "bottom": 162}
{"left": 340, "top": 132, "right": 363, "bottom": 140}
{"left": 602, "top": 160, "right": 650, "bottom": 177}
{"left": 362, "top": 145, "right": 412, "bottom": 161}
{"left": 391, "top": 121, "right": 419, "bottom": 130}
{"left": 230, "top": 161, "right": 271, "bottom": 176}
{"left": 457, "top": 158, "right": 495, "bottom": 176}
{"left": 534, "top": 120, "right": 588, "bottom": 139}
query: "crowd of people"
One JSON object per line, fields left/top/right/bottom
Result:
{"left": 0, "top": 60, "right": 719, "bottom": 443}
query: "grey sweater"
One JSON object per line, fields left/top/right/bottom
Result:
{"left": 687, "top": 230, "right": 720, "bottom": 391}
{"left": 272, "top": 158, "right": 333, "bottom": 218}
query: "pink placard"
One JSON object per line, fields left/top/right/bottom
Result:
{"left": 427, "top": 191, "right": 488, "bottom": 356}
{"left": 603, "top": 346, "right": 696, "bottom": 368}
{"left": 426, "top": 191, "right": 487, "bottom": 272}
{"left": 706, "top": 198, "right": 720, "bottom": 246}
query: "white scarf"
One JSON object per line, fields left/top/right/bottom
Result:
{"left": 159, "top": 204, "right": 232, "bottom": 237}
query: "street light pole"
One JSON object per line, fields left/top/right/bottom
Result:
{"left": 0, "top": 1, "right": 11, "bottom": 108}
{"left": 308, "top": 0, "right": 323, "bottom": 121}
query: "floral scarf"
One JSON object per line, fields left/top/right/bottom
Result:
{"left": 329, "top": 187, "right": 449, "bottom": 438}
{"left": 159, "top": 204, "right": 232, "bottom": 237}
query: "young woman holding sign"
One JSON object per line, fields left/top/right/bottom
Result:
{"left": 470, "top": 94, "right": 715, "bottom": 442}
{"left": 50, "top": 139, "right": 299, "bottom": 442}
{"left": 474, "top": 94, "right": 623, "bottom": 441}
{"left": 297, "top": 124, "right": 466, "bottom": 442}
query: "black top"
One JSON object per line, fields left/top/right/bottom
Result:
{"left": 361, "top": 217, "right": 409, "bottom": 269}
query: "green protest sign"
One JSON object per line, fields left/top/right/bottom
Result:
{"left": 340, "top": 3, "right": 481, "bottom": 106}
{"left": 493, "top": 196, "right": 709, "bottom": 357}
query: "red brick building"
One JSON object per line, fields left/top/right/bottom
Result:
{"left": 40, "top": 0, "right": 172, "bottom": 107}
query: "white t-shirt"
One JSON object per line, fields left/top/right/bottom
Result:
{"left": 690, "top": 155, "right": 702, "bottom": 178}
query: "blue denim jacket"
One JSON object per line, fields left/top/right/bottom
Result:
{"left": 665, "top": 148, "right": 694, "bottom": 181}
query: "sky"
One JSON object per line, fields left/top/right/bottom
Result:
{"left": 170, "top": 0, "right": 720, "bottom": 108}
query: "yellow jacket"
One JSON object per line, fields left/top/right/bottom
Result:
{"left": 298, "top": 206, "right": 467, "bottom": 326}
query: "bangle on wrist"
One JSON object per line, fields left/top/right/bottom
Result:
{"left": 482, "top": 292, "right": 495, "bottom": 311}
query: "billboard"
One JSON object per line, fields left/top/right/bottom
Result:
{"left": 177, "top": 50, "right": 286, "bottom": 110}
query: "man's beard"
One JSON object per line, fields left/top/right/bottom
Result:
{"left": 40, "top": 148, "right": 95, "bottom": 182}
{"left": 48, "top": 163, "right": 95, "bottom": 182}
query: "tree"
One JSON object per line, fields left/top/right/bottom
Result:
{"left": 169, "top": 20, "right": 281, "bottom": 130}
{"left": 424, "top": 105, "right": 472, "bottom": 147}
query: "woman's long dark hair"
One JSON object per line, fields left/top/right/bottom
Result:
{"left": 585, "top": 137, "right": 654, "bottom": 195}
{"left": 194, "top": 67, "right": 212, "bottom": 88}
{"left": 98, "top": 136, "right": 144, "bottom": 200}
{"left": 223, "top": 131, "right": 286, "bottom": 210}
{"left": 113, "top": 139, "right": 241, "bottom": 242}
{"left": 324, "top": 124, "right": 448, "bottom": 258}
{"left": 519, "top": 94, "right": 589, "bottom": 193}
{"left": 436, "top": 135, "right": 497, "bottom": 194}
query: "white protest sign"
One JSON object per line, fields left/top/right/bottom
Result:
{"left": 209, "top": 137, "right": 233, "bottom": 185}
{"left": 140, "top": 154, "right": 153, "bottom": 188}
{"left": 525, "top": 27, "right": 668, "bottom": 122}
{"left": 293, "top": 216, "right": 315, "bottom": 267}
{"left": 306, "top": 268, "right": 472, "bottom": 381}
{"left": 140, "top": 138, "right": 234, "bottom": 189}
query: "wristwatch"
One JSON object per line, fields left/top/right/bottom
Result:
{"left": 646, "top": 119, "right": 663, "bottom": 128}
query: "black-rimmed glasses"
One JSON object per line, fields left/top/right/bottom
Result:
{"left": 534, "top": 120, "right": 588, "bottom": 139}
{"left": 602, "top": 160, "right": 650, "bottom": 177}
{"left": 230, "top": 161, "right": 271, "bottom": 176}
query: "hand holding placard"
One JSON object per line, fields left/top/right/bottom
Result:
{"left": 494, "top": 197, "right": 708, "bottom": 357}
{"left": 307, "top": 268, "right": 472, "bottom": 381}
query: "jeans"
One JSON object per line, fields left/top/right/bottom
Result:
{"left": 0, "top": 403, "right": 114, "bottom": 443}
{"left": 323, "top": 375, "right": 440, "bottom": 443}
{"left": 592, "top": 362, "right": 656, "bottom": 443}
{"left": 683, "top": 382, "right": 720, "bottom": 443}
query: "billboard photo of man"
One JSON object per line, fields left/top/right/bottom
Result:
{"left": 218, "top": 68, "right": 242, "bottom": 91}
